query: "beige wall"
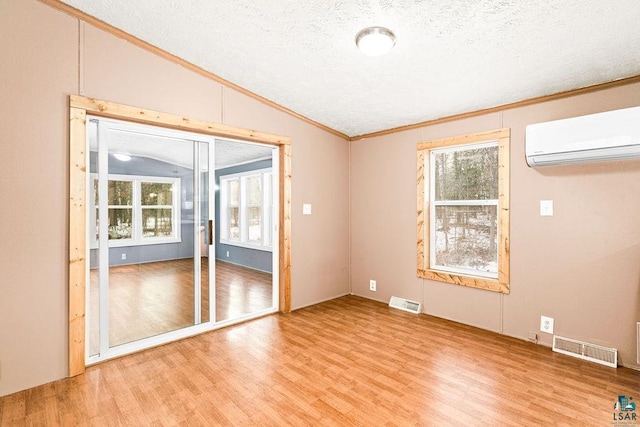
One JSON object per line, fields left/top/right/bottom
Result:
{"left": 351, "top": 83, "right": 640, "bottom": 368}
{"left": 0, "top": 0, "right": 349, "bottom": 396}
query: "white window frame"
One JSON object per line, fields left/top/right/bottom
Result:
{"left": 223, "top": 177, "right": 241, "bottom": 243}
{"left": 220, "top": 168, "right": 273, "bottom": 252}
{"left": 429, "top": 141, "right": 499, "bottom": 279}
{"left": 90, "top": 173, "right": 181, "bottom": 248}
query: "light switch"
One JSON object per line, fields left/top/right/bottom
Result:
{"left": 303, "top": 204, "right": 312, "bottom": 215}
{"left": 540, "top": 200, "right": 553, "bottom": 216}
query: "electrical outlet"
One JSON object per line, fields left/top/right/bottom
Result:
{"left": 540, "top": 316, "right": 554, "bottom": 334}
{"left": 226, "top": 251, "right": 230, "bottom": 258}
{"left": 121, "top": 253, "right": 126, "bottom": 260}
{"left": 369, "top": 280, "right": 376, "bottom": 292}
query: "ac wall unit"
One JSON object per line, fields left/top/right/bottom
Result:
{"left": 525, "top": 105, "right": 640, "bottom": 167}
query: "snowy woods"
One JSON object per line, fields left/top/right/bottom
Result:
{"left": 432, "top": 144, "right": 499, "bottom": 275}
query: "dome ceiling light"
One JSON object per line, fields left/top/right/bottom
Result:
{"left": 355, "top": 26, "right": 396, "bottom": 56}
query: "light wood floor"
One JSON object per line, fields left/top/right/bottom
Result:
{"left": 89, "top": 259, "right": 272, "bottom": 353}
{"left": 2, "top": 296, "right": 639, "bottom": 426}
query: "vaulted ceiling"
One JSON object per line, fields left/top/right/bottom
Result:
{"left": 58, "top": 1, "right": 640, "bottom": 138}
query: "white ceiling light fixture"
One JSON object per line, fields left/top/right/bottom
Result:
{"left": 113, "top": 153, "right": 132, "bottom": 161}
{"left": 355, "top": 26, "right": 396, "bottom": 56}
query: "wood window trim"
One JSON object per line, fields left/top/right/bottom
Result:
{"left": 416, "top": 128, "right": 510, "bottom": 294}
{"left": 69, "top": 95, "right": 292, "bottom": 377}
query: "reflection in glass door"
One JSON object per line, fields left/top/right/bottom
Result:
{"left": 214, "top": 140, "right": 279, "bottom": 323}
{"left": 87, "top": 117, "right": 215, "bottom": 363}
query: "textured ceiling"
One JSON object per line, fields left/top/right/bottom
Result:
{"left": 60, "top": 0, "right": 640, "bottom": 137}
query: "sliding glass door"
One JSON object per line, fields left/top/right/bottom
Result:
{"left": 86, "top": 117, "right": 215, "bottom": 363}
{"left": 85, "top": 117, "right": 279, "bottom": 364}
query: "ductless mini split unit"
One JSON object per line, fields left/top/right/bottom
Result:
{"left": 525, "top": 105, "right": 640, "bottom": 167}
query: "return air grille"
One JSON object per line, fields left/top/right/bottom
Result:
{"left": 552, "top": 335, "right": 617, "bottom": 368}
{"left": 388, "top": 296, "right": 421, "bottom": 314}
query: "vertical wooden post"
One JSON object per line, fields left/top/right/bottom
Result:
{"left": 416, "top": 149, "right": 426, "bottom": 274}
{"left": 497, "top": 130, "right": 511, "bottom": 293}
{"left": 279, "top": 143, "right": 292, "bottom": 313}
{"left": 69, "top": 107, "right": 87, "bottom": 376}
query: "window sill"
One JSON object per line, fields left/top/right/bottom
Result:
{"left": 418, "top": 268, "right": 509, "bottom": 294}
{"left": 220, "top": 239, "right": 273, "bottom": 252}
{"left": 90, "top": 237, "right": 181, "bottom": 249}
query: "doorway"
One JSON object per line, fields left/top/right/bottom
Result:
{"left": 69, "top": 96, "right": 292, "bottom": 376}
{"left": 84, "top": 115, "right": 280, "bottom": 364}
{"left": 214, "top": 139, "right": 279, "bottom": 322}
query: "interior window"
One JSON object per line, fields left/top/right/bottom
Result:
{"left": 220, "top": 169, "right": 273, "bottom": 251}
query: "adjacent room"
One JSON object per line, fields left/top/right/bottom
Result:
{"left": 1, "top": 0, "right": 640, "bottom": 425}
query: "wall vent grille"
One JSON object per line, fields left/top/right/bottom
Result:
{"left": 388, "top": 296, "right": 421, "bottom": 314}
{"left": 553, "top": 335, "right": 617, "bottom": 368}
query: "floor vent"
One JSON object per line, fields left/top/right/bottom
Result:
{"left": 553, "top": 335, "right": 617, "bottom": 368}
{"left": 388, "top": 296, "right": 421, "bottom": 314}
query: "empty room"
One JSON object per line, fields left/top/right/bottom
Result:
{"left": 1, "top": 0, "right": 640, "bottom": 425}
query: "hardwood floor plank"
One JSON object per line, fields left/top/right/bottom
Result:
{"left": 3, "top": 295, "right": 640, "bottom": 425}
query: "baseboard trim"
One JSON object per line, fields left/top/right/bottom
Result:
{"left": 215, "top": 258, "right": 272, "bottom": 274}
{"left": 291, "top": 292, "right": 351, "bottom": 311}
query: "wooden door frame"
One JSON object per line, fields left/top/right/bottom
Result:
{"left": 69, "top": 95, "right": 292, "bottom": 376}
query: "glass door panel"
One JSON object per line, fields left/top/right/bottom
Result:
{"left": 104, "top": 130, "right": 197, "bottom": 348}
{"left": 214, "top": 141, "right": 278, "bottom": 323}
{"left": 87, "top": 119, "right": 101, "bottom": 358}
{"left": 87, "top": 117, "right": 215, "bottom": 363}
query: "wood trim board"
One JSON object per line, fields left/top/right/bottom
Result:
{"left": 70, "top": 95, "right": 291, "bottom": 146}
{"left": 69, "top": 107, "right": 87, "bottom": 377}
{"left": 279, "top": 144, "right": 292, "bottom": 313}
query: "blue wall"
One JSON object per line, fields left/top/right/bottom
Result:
{"left": 215, "top": 159, "right": 273, "bottom": 273}
{"left": 90, "top": 152, "right": 197, "bottom": 268}
{"left": 89, "top": 153, "right": 272, "bottom": 272}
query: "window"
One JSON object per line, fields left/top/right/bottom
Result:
{"left": 141, "top": 181, "right": 175, "bottom": 238}
{"left": 417, "top": 129, "right": 510, "bottom": 293}
{"left": 220, "top": 168, "right": 272, "bottom": 251}
{"left": 227, "top": 178, "right": 240, "bottom": 240}
{"left": 246, "top": 175, "right": 262, "bottom": 243}
{"left": 107, "top": 180, "right": 133, "bottom": 240}
{"left": 90, "top": 174, "right": 180, "bottom": 247}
